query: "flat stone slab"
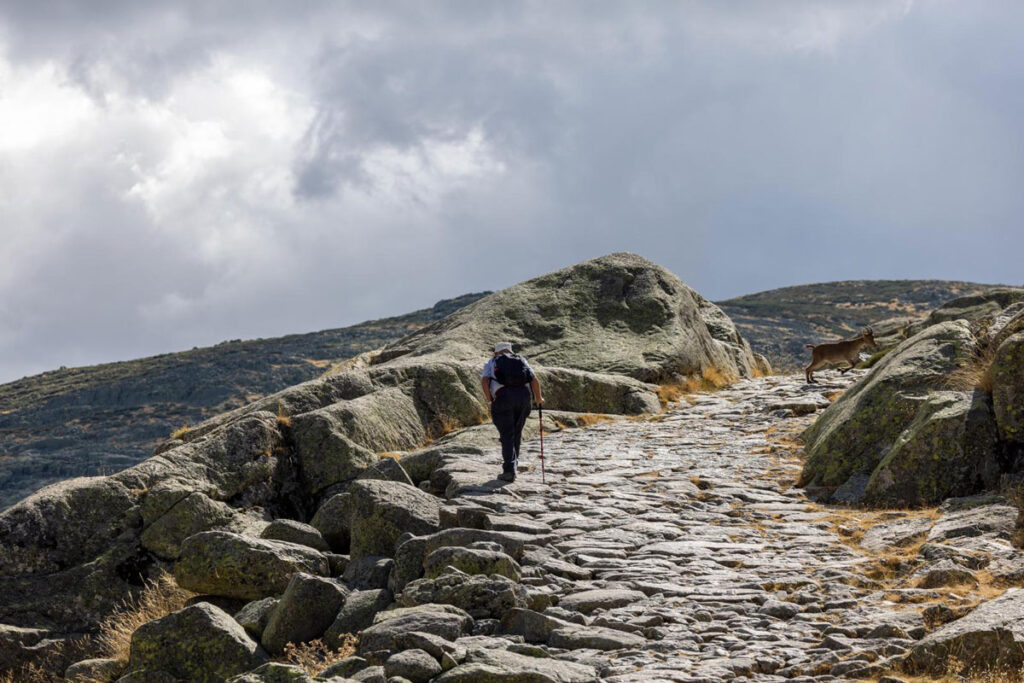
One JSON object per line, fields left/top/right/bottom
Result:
{"left": 558, "top": 588, "right": 646, "bottom": 613}
{"left": 860, "top": 516, "right": 934, "bottom": 551}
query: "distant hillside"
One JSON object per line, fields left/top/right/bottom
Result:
{"left": 0, "top": 293, "right": 487, "bottom": 509}
{"left": 716, "top": 280, "right": 1003, "bottom": 369}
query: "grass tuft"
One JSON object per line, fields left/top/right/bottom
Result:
{"left": 576, "top": 413, "right": 614, "bottom": 427}
{"left": 169, "top": 424, "right": 191, "bottom": 440}
{"left": 280, "top": 636, "right": 358, "bottom": 675}
{"left": 656, "top": 365, "right": 737, "bottom": 407}
{"left": 430, "top": 413, "right": 463, "bottom": 439}
{"left": 276, "top": 403, "right": 292, "bottom": 429}
{"left": 946, "top": 343, "right": 998, "bottom": 394}
{"left": 95, "top": 574, "right": 194, "bottom": 664}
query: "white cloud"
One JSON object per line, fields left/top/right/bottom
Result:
{"left": 0, "top": 1, "right": 1021, "bottom": 383}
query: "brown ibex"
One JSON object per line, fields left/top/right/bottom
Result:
{"left": 804, "top": 328, "right": 876, "bottom": 383}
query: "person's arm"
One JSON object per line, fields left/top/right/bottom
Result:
{"left": 481, "top": 376, "right": 493, "bottom": 404}
{"left": 530, "top": 375, "right": 544, "bottom": 406}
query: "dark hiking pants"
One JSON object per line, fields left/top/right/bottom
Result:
{"left": 491, "top": 385, "right": 532, "bottom": 474}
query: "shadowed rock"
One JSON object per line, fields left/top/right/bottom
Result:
{"left": 323, "top": 589, "right": 393, "bottom": 649}
{"left": 260, "top": 573, "right": 348, "bottom": 655}
{"left": 994, "top": 331, "right": 1024, "bottom": 444}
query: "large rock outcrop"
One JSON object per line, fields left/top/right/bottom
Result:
{"left": 373, "top": 252, "right": 758, "bottom": 382}
{"left": 799, "top": 321, "right": 996, "bottom": 505}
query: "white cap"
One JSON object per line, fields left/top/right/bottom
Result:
{"left": 493, "top": 341, "right": 513, "bottom": 354}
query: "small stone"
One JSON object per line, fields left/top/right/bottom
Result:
{"left": 557, "top": 588, "right": 645, "bottom": 614}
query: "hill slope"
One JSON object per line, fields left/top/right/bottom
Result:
{"left": 715, "top": 279, "right": 1002, "bottom": 369}
{"left": 0, "top": 293, "right": 487, "bottom": 509}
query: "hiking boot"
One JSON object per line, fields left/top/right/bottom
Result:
{"left": 498, "top": 471, "right": 516, "bottom": 482}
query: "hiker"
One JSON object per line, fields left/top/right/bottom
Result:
{"left": 481, "top": 342, "right": 544, "bottom": 482}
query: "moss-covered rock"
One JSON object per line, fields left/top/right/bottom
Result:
{"left": 535, "top": 367, "right": 660, "bottom": 415}
{"left": 424, "top": 547, "right": 521, "bottom": 581}
{"left": 174, "top": 531, "right": 329, "bottom": 600}
{"left": 127, "top": 603, "right": 267, "bottom": 683}
{"left": 64, "top": 657, "right": 125, "bottom": 682}
{"left": 141, "top": 492, "right": 240, "bottom": 560}
{"left": 289, "top": 409, "right": 379, "bottom": 497}
{"left": 260, "top": 573, "right": 348, "bottom": 655}
{"left": 398, "top": 568, "right": 527, "bottom": 620}
{"left": 993, "top": 331, "right": 1024, "bottom": 444}
{"left": 233, "top": 597, "right": 278, "bottom": 640}
{"left": 226, "top": 662, "right": 318, "bottom": 682}
{"left": 373, "top": 253, "right": 757, "bottom": 381}
{"left": 323, "top": 588, "right": 393, "bottom": 649}
{"left": 863, "top": 391, "right": 1001, "bottom": 506}
{"left": 358, "top": 604, "right": 473, "bottom": 654}
{"left": 309, "top": 493, "right": 352, "bottom": 553}
{"left": 346, "top": 480, "right": 442, "bottom": 559}
{"left": 800, "top": 321, "right": 978, "bottom": 504}
{"left": 258, "top": 519, "right": 330, "bottom": 553}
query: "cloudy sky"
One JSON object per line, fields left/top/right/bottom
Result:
{"left": 1, "top": 1, "right": 1021, "bottom": 383}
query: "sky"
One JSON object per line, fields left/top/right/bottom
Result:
{"left": 1, "top": 1, "right": 1022, "bottom": 383}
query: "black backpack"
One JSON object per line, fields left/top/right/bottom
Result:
{"left": 494, "top": 354, "right": 532, "bottom": 388}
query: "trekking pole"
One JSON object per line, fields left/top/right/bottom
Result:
{"left": 538, "top": 404, "right": 546, "bottom": 484}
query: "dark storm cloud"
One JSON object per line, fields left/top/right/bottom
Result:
{"left": 1, "top": 1, "right": 1022, "bottom": 382}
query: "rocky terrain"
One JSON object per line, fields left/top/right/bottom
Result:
{"left": 5, "top": 274, "right": 1016, "bottom": 514}
{"left": 716, "top": 279, "right": 1009, "bottom": 370}
{"left": 1, "top": 253, "right": 1023, "bottom": 682}
{"left": 0, "top": 293, "right": 487, "bottom": 510}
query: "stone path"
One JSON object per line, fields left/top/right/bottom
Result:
{"left": 432, "top": 371, "right": 930, "bottom": 681}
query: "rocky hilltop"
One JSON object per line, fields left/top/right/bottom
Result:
{"left": 0, "top": 253, "right": 762, "bottom": 679}
{"left": 0, "top": 293, "right": 487, "bottom": 510}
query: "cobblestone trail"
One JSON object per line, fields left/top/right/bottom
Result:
{"left": 437, "top": 372, "right": 930, "bottom": 681}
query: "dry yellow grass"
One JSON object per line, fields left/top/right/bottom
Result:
{"left": 170, "top": 424, "right": 191, "bottom": 440}
{"left": 576, "top": 413, "right": 613, "bottom": 427}
{"left": 947, "top": 343, "right": 998, "bottom": 394}
{"left": 0, "top": 661, "right": 55, "bottom": 683}
{"left": 430, "top": 413, "right": 463, "bottom": 439}
{"left": 95, "top": 574, "right": 194, "bottom": 664}
{"left": 280, "top": 636, "right": 358, "bottom": 675}
{"left": 276, "top": 403, "right": 292, "bottom": 429}
{"left": 656, "top": 365, "right": 738, "bottom": 408}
